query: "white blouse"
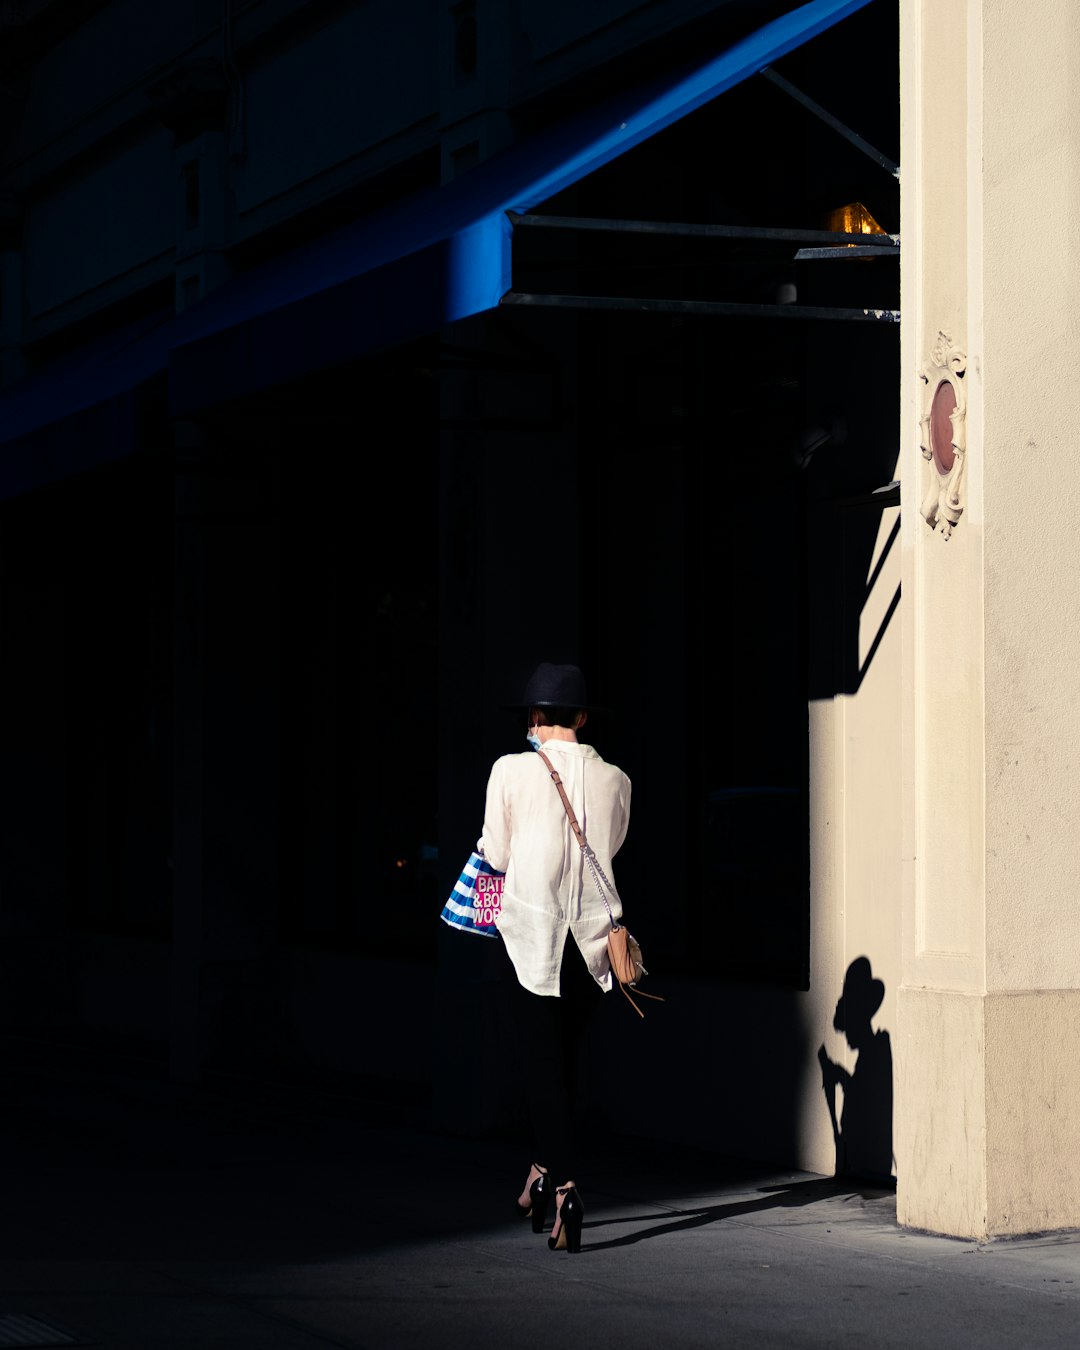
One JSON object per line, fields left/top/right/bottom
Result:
{"left": 478, "top": 740, "right": 632, "bottom": 997}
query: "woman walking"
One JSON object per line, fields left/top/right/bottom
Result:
{"left": 477, "top": 661, "right": 631, "bottom": 1252}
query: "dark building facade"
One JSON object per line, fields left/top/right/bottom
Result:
{"left": 0, "top": 0, "right": 900, "bottom": 1172}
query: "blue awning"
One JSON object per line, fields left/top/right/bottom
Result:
{"left": 0, "top": 0, "right": 875, "bottom": 484}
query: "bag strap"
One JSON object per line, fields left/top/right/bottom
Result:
{"left": 536, "top": 747, "right": 664, "bottom": 1014}
{"left": 534, "top": 748, "right": 585, "bottom": 847}
{"left": 535, "top": 748, "right": 620, "bottom": 926}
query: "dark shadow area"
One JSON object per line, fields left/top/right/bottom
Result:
{"left": 581, "top": 1174, "right": 894, "bottom": 1253}
{"left": 817, "top": 955, "right": 894, "bottom": 1183}
{"left": 0, "top": 1, "right": 901, "bottom": 1186}
{"left": 0, "top": 1043, "right": 889, "bottom": 1265}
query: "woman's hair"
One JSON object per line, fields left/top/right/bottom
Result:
{"left": 531, "top": 706, "right": 584, "bottom": 729}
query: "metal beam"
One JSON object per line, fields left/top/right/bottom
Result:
{"left": 835, "top": 480, "right": 902, "bottom": 507}
{"left": 794, "top": 245, "right": 899, "bottom": 260}
{"left": 501, "top": 292, "right": 899, "bottom": 322}
{"left": 508, "top": 210, "right": 898, "bottom": 248}
{"left": 760, "top": 66, "right": 900, "bottom": 180}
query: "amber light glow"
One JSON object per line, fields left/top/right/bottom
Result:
{"left": 825, "top": 201, "right": 888, "bottom": 236}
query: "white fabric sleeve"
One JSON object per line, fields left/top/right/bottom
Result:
{"left": 476, "top": 757, "right": 511, "bottom": 873}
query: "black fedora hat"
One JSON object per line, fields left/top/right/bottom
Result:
{"left": 505, "top": 661, "right": 608, "bottom": 712}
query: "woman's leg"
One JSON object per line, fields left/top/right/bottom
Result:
{"left": 556, "top": 937, "right": 605, "bottom": 1146}
{"left": 503, "top": 935, "right": 601, "bottom": 1185}
{"left": 509, "top": 965, "right": 570, "bottom": 1181}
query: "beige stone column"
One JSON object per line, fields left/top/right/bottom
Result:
{"left": 898, "top": 0, "right": 1080, "bottom": 1238}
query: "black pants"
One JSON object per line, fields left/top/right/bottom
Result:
{"left": 501, "top": 934, "right": 603, "bottom": 1184}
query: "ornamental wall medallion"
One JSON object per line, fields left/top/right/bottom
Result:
{"left": 918, "top": 332, "right": 967, "bottom": 539}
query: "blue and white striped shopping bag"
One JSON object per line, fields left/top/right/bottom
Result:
{"left": 440, "top": 849, "right": 504, "bottom": 938}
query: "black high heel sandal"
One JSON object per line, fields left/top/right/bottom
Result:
{"left": 547, "top": 1184, "right": 584, "bottom": 1254}
{"left": 515, "top": 1165, "right": 551, "bottom": 1234}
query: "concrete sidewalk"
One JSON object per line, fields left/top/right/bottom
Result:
{"left": 2, "top": 1054, "right": 1078, "bottom": 1349}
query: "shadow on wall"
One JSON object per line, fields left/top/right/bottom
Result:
{"left": 817, "top": 956, "right": 893, "bottom": 1184}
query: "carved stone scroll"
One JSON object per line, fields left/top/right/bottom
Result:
{"left": 918, "top": 332, "right": 967, "bottom": 539}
